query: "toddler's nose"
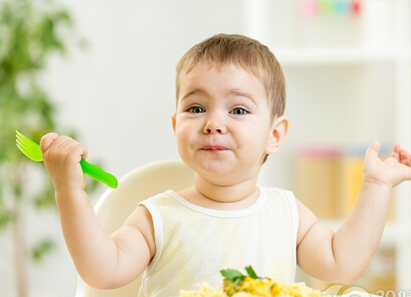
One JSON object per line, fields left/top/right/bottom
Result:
{"left": 205, "top": 127, "right": 222, "bottom": 134}
{"left": 203, "top": 114, "right": 226, "bottom": 134}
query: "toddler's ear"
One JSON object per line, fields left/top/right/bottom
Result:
{"left": 171, "top": 113, "right": 177, "bottom": 133}
{"left": 266, "top": 116, "right": 289, "bottom": 155}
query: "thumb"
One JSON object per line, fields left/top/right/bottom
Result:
{"left": 365, "top": 140, "right": 381, "bottom": 159}
{"left": 40, "top": 132, "right": 59, "bottom": 154}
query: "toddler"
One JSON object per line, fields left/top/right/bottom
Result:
{"left": 40, "top": 34, "right": 411, "bottom": 296}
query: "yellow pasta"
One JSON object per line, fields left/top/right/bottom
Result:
{"left": 180, "top": 267, "right": 323, "bottom": 297}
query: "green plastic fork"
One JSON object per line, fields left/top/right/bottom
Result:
{"left": 15, "top": 130, "right": 118, "bottom": 188}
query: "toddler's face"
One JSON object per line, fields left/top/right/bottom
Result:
{"left": 172, "top": 62, "right": 275, "bottom": 185}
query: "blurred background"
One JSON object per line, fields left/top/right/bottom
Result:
{"left": 0, "top": 0, "right": 410, "bottom": 296}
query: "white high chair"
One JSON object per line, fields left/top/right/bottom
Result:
{"left": 75, "top": 160, "right": 195, "bottom": 297}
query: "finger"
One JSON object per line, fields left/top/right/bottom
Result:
{"left": 50, "top": 135, "right": 75, "bottom": 150}
{"left": 365, "top": 140, "right": 381, "bottom": 159}
{"left": 54, "top": 135, "right": 77, "bottom": 151}
{"left": 389, "top": 142, "right": 403, "bottom": 162}
{"left": 393, "top": 142, "right": 401, "bottom": 153}
{"left": 399, "top": 148, "right": 411, "bottom": 166}
{"left": 53, "top": 136, "right": 89, "bottom": 161}
{"left": 40, "top": 132, "right": 60, "bottom": 153}
{"left": 68, "top": 142, "right": 89, "bottom": 161}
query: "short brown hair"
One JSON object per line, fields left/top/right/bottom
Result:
{"left": 175, "top": 33, "right": 286, "bottom": 118}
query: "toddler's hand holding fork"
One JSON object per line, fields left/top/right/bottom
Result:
{"left": 40, "top": 133, "right": 89, "bottom": 195}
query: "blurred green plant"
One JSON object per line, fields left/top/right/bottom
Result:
{"left": 0, "top": 0, "right": 97, "bottom": 296}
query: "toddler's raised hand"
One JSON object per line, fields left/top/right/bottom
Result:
{"left": 40, "top": 133, "right": 88, "bottom": 194}
{"left": 363, "top": 141, "right": 411, "bottom": 189}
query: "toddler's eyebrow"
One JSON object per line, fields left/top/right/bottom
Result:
{"left": 180, "top": 88, "right": 207, "bottom": 102}
{"left": 228, "top": 89, "right": 256, "bottom": 104}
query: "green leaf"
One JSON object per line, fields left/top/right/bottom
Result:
{"left": 245, "top": 266, "right": 258, "bottom": 279}
{"left": 220, "top": 268, "right": 245, "bottom": 283}
{"left": 221, "top": 266, "right": 261, "bottom": 284}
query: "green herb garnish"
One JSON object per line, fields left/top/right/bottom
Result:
{"left": 245, "top": 266, "right": 258, "bottom": 279}
{"left": 220, "top": 268, "right": 245, "bottom": 284}
{"left": 220, "top": 266, "right": 260, "bottom": 284}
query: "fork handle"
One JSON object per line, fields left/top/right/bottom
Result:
{"left": 80, "top": 159, "right": 118, "bottom": 188}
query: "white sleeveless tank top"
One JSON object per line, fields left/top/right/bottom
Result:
{"left": 137, "top": 186, "right": 299, "bottom": 297}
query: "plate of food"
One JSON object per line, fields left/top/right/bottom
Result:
{"left": 180, "top": 266, "right": 376, "bottom": 297}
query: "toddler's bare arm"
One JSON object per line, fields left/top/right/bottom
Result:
{"left": 41, "top": 133, "right": 154, "bottom": 289}
{"left": 296, "top": 141, "right": 411, "bottom": 283}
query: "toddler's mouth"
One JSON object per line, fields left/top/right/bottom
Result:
{"left": 202, "top": 145, "right": 227, "bottom": 151}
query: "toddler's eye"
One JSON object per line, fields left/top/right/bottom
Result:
{"left": 230, "top": 108, "right": 248, "bottom": 115}
{"left": 188, "top": 106, "right": 205, "bottom": 113}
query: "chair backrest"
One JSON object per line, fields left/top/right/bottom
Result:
{"left": 75, "top": 160, "right": 195, "bottom": 297}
